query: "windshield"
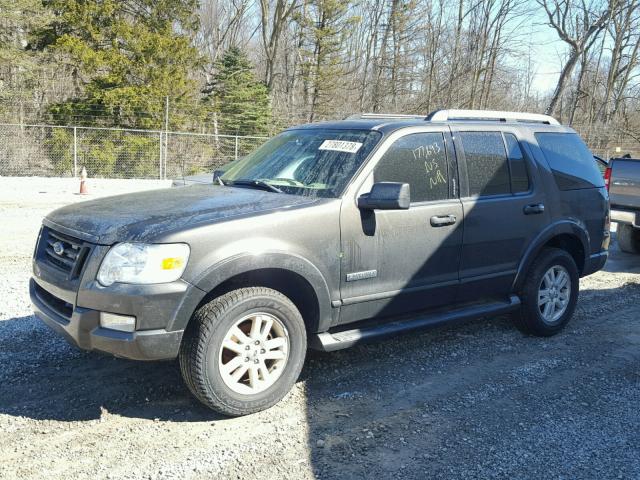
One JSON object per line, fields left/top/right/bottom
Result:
{"left": 221, "top": 129, "right": 381, "bottom": 197}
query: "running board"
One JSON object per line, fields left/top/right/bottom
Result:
{"left": 310, "top": 295, "right": 521, "bottom": 352}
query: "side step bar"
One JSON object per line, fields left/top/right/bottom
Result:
{"left": 310, "top": 295, "right": 521, "bottom": 352}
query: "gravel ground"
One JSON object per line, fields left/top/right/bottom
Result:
{"left": 1, "top": 177, "right": 639, "bottom": 480}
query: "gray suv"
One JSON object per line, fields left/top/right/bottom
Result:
{"left": 31, "top": 110, "right": 610, "bottom": 416}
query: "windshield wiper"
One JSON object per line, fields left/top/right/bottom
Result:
{"left": 228, "top": 179, "right": 283, "bottom": 194}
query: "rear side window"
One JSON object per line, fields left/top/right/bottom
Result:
{"left": 374, "top": 132, "right": 449, "bottom": 203}
{"left": 504, "top": 133, "right": 530, "bottom": 193}
{"left": 535, "top": 133, "right": 604, "bottom": 190}
{"left": 459, "top": 132, "right": 510, "bottom": 196}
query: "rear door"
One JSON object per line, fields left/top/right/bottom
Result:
{"left": 452, "top": 126, "right": 550, "bottom": 302}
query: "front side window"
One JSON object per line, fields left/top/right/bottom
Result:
{"left": 374, "top": 132, "right": 450, "bottom": 203}
{"left": 222, "top": 129, "right": 381, "bottom": 198}
{"left": 460, "top": 132, "right": 510, "bottom": 197}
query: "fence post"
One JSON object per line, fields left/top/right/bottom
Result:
{"left": 164, "top": 96, "right": 169, "bottom": 180}
{"left": 159, "top": 132, "right": 163, "bottom": 179}
{"left": 73, "top": 126, "right": 78, "bottom": 177}
{"left": 234, "top": 136, "right": 239, "bottom": 160}
{"left": 164, "top": 132, "right": 168, "bottom": 180}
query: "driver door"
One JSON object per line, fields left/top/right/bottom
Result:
{"left": 338, "top": 128, "right": 464, "bottom": 325}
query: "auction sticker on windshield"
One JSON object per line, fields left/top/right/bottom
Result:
{"left": 318, "top": 140, "right": 363, "bottom": 153}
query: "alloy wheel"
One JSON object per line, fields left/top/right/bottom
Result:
{"left": 218, "top": 312, "right": 290, "bottom": 395}
{"left": 538, "top": 265, "right": 571, "bottom": 324}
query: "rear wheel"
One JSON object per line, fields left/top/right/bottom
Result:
{"left": 179, "top": 287, "right": 307, "bottom": 416}
{"left": 617, "top": 224, "right": 640, "bottom": 254}
{"left": 514, "top": 248, "right": 579, "bottom": 336}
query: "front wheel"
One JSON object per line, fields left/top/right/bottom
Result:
{"left": 513, "top": 248, "right": 579, "bottom": 336}
{"left": 179, "top": 287, "right": 307, "bottom": 416}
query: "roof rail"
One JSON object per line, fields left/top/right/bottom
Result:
{"left": 345, "top": 113, "right": 427, "bottom": 120}
{"left": 426, "top": 109, "right": 560, "bottom": 125}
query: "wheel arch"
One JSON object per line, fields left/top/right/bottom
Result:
{"left": 513, "top": 221, "right": 589, "bottom": 292}
{"left": 172, "top": 252, "right": 333, "bottom": 334}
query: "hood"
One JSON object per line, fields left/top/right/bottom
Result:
{"left": 44, "top": 184, "right": 319, "bottom": 244}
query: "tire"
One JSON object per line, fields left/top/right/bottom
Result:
{"left": 179, "top": 287, "right": 307, "bottom": 416}
{"left": 616, "top": 224, "right": 640, "bottom": 254}
{"left": 513, "top": 247, "right": 579, "bottom": 337}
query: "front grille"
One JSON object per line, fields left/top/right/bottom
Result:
{"left": 33, "top": 282, "right": 73, "bottom": 319}
{"left": 39, "top": 227, "right": 90, "bottom": 278}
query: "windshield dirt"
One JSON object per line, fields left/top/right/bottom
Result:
{"left": 221, "top": 129, "right": 381, "bottom": 197}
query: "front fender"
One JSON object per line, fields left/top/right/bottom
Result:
{"left": 512, "top": 220, "right": 590, "bottom": 292}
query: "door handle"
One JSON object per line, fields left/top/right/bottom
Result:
{"left": 430, "top": 214, "right": 457, "bottom": 227}
{"left": 523, "top": 203, "right": 545, "bottom": 215}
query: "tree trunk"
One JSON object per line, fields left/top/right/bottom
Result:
{"left": 546, "top": 50, "right": 580, "bottom": 116}
{"left": 568, "top": 53, "right": 587, "bottom": 125}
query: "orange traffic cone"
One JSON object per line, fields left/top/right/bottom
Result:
{"left": 79, "top": 166, "right": 89, "bottom": 194}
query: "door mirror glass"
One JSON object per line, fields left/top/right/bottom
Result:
{"left": 358, "top": 182, "right": 410, "bottom": 210}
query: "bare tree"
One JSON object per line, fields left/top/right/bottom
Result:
{"left": 259, "top": 0, "right": 299, "bottom": 90}
{"left": 537, "top": 0, "right": 614, "bottom": 116}
{"left": 198, "top": 0, "right": 252, "bottom": 89}
{"left": 5, "top": 0, "right": 640, "bottom": 138}
{"left": 600, "top": 0, "right": 640, "bottom": 122}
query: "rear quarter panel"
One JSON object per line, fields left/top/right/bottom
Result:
{"left": 555, "top": 187, "right": 609, "bottom": 255}
{"left": 527, "top": 128, "right": 609, "bottom": 257}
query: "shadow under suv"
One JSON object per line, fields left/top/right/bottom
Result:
{"left": 31, "top": 109, "right": 610, "bottom": 416}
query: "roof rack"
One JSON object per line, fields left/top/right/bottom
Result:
{"left": 345, "top": 110, "right": 561, "bottom": 125}
{"left": 345, "top": 113, "right": 427, "bottom": 120}
{"left": 426, "top": 109, "right": 560, "bottom": 125}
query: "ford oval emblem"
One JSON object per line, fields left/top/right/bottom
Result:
{"left": 52, "top": 241, "right": 65, "bottom": 256}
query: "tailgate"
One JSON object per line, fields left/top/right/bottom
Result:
{"left": 610, "top": 159, "right": 640, "bottom": 210}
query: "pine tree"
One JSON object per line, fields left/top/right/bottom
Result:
{"left": 208, "top": 47, "right": 272, "bottom": 135}
{"left": 299, "top": 0, "right": 360, "bottom": 121}
{"left": 42, "top": 0, "right": 203, "bottom": 130}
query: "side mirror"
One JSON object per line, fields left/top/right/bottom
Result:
{"left": 358, "top": 182, "right": 410, "bottom": 210}
{"left": 212, "top": 169, "right": 225, "bottom": 181}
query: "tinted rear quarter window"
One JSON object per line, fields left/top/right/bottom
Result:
{"left": 535, "top": 133, "right": 604, "bottom": 190}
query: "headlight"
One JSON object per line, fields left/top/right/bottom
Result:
{"left": 97, "top": 243, "right": 190, "bottom": 287}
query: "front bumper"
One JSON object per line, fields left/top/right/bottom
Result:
{"left": 31, "top": 278, "right": 184, "bottom": 361}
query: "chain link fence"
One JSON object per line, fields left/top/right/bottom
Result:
{"left": 0, "top": 123, "right": 268, "bottom": 179}
{"left": 572, "top": 125, "right": 640, "bottom": 160}
{"left": 0, "top": 122, "right": 638, "bottom": 179}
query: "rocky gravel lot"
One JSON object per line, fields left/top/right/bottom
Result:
{"left": 1, "top": 177, "right": 639, "bottom": 479}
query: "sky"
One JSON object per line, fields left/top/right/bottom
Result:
{"left": 504, "top": 5, "right": 570, "bottom": 94}
{"left": 528, "top": 26, "right": 567, "bottom": 93}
